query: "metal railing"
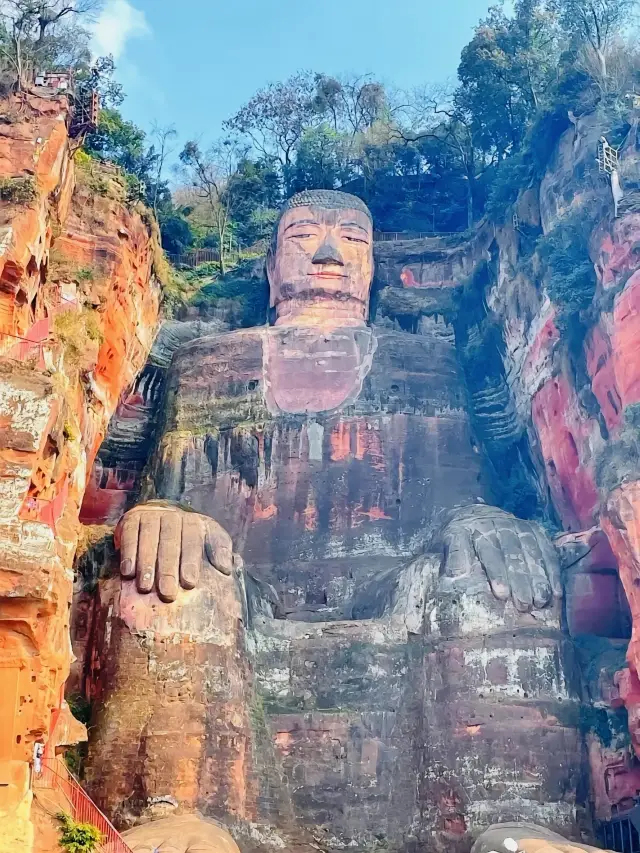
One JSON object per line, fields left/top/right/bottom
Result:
{"left": 0, "top": 329, "right": 47, "bottom": 366}
{"left": 167, "top": 247, "right": 221, "bottom": 267}
{"left": 34, "top": 757, "right": 133, "bottom": 853}
{"left": 597, "top": 800, "right": 640, "bottom": 853}
{"left": 167, "top": 247, "right": 243, "bottom": 269}
{"left": 167, "top": 233, "right": 460, "bottom": 269}
{"left": 373, "top": 230, "right": 459, "bottom": 241}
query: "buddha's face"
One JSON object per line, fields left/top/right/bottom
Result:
{"left": 267, "top": 203, "right": 374, "bottom": 328}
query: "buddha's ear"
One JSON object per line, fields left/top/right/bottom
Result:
{"left": 266, "top": 244, "right": 275, "bottom": 285}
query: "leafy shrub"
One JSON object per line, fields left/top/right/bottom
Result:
{"left": 595, "top": 403, "right": 640, "bottom": 492}
{"left": 76, "top": 267, "right": 94, "bottom": 282}
{"left": 56, "top": 813, "right": 102, "bottom": 853}
{"left": 525, "top": 107, "right": 572, "bottom": 178}
{"left": 184, "top": 261, "right": 219, "bottom": 281}
{"left": 124, "top": 173, "right": 146, "bottom": 204}
{"left": 67, "top": 693, "right": 92, "bottom": 725}
{"left": 537, "top": 207, "right": 599, "bottom": 319}
{"left": 73, "top": 153, "right": 113, "bottom": 198}
{"left": 485, "top": 154, "right": 534, "bottom": 221}
{"left": 49, "top": 248, "right": 98, "bottom": 286}
{"left": 0, "top": 176, "right": 37, "bottom": 204}
{"left": 54, "top": 309, "right": 103, "bottom": 367}
{"left": 190, "top": 259, "right": 269, "bottom": 327}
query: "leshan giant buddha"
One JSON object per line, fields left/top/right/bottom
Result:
{"left": 84, "top": 191, "right": 585, "bottom": 853}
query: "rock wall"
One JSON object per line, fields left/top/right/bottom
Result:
{"left": 0, "top": 93, "right": 160, "bottom": 852}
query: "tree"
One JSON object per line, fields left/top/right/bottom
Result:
{"left": 285, "top": 125, "right": 353, "bottom": 194}
{"left": 75, "top": 54, "right": 123, "bottom": 109}
{"left": 84, "top": 107, "right": 151, "bottom": 175}
{"left": 149, "top": 122, "right": 177, "bottom": 217}
{"left": 397, "top": 86, "right": 496, "bottom": 229}
{"left": 550, "top": 0, "right": 637, "bottom": 81}
{"left": 223, "top": 71, "right": 317, "bottom": 167}
{"left": 456, "top": 1, "right": 560, "bottom": 156}
{"left": 225, "top": 157, "right": 281, "bottom": 247}
{"left": 157, "top": 207, "right": 194, "bottom": 256}
{"left": 312, "top": 73, "right": 388, "bottom": 137}
{"left": 0, "top": 0, "right": 101, "bottom": 89}
{"left": 179, "top": 138, "right": 249, "bottom": 274}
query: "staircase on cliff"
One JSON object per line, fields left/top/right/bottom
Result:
{"left": 33, "top": 757, "right": 133, "bottom": 853}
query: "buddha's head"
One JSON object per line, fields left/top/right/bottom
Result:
{"left": 267, "top": 189, "right": 374, "bottom": 328}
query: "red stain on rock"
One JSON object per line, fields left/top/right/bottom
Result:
{"left": 330, "top": 420, "right": 352, "bottom": 461}
{"left": 603, "top": 484, "right": 640, "bottom": 703}
{"left": 254, "top": 501, "right": 278, "bottom": 520}
{"left": 522, "top": 310, "right": 560, "bottom": 380}
{"left": 612, "top": 273, "right": 640, "bottom": 408}
{"left": 532, "top": 374, "right": 599, "bottom": 530}
{"left": 586, "top": 324, "right": 622, "bottom": 432}
{"left": 587, "top": 734, "right": 640, "bottom": 819}
{"left": 586, "top": 274, "right": 640, "bottom": 433}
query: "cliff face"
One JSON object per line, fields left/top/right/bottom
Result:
{"left": 0, "top": 93, "right": 160, "bottom": 853}
{"left": 455, "top": 111, "right": 640, "bottom": 819}
{"left": 2, "top": 85, "right": 639, "bottom": 853}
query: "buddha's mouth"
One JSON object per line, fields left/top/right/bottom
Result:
{"left": 308, "top": 271, "right": 348, "bottom": 279}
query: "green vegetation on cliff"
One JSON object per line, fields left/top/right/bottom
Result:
{"left": 56, "top": 813, "right": 102, "bottom": 853}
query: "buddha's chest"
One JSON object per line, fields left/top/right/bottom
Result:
{"left": 169, "top": 324, "right": 469, "bottom": 426}
{"left": 166, "top": 325, "right": 487, "bottom": 566}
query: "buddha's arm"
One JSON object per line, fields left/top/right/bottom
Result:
{"left": 114, "top": 501, "right": 239, "bottom": 603}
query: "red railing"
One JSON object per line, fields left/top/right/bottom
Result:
{"left": 373, "top": 230, "right": 460, "bottom": 241}
{"left": 0, "top": 328, "right": 47, "bottom": 366}
{"left": 34, "top": 757, "right": 133, "bottom": 853}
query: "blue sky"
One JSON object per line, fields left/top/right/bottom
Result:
{"left": 90, "top": 0, "right": 494, "bottom": 148}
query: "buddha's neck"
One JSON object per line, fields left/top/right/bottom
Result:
{"left": 274, "top": 301, "right": 367, "bottom": 330}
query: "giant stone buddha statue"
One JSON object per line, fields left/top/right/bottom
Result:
{"left": 84, "top": 191, "right": 588, "bottom": 853}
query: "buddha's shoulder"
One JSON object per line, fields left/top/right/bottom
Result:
{"left": 370, "top": 325, "right": 458, "bottom": 368}
{"left": 172, "top": 326, "right": 267, "bottom": 375}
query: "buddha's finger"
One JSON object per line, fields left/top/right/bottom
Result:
{"left": 136, "top": 512, "right": 161, "bottom": 594}
{"left": 205, "top": 520, "right": 234, "bottom": 575}
{"left": 472, "top": 525, "right": 510, "bottom": 600}
{"left": 118, "top": 512, "right": 139, "bottom": 579}
{"left": 518, "top": 526, "right": 551, "bottom": 608}
{"left": 157, "top": 511, "right": 182, "bottom": 602}
{"left": 533, "top": 526, "right": 563, "bottom": 599}
{"left": 180, "top": 513, "right": 204, "bottom": 589}
{"left": 497, "top": 524, "right": 534, "bottom": 611}
{"left": 442, "top": 528, "right": 476, "bottom": 578}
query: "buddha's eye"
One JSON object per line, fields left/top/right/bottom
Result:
{"left": 343, "top": 235, "right": 368, "bottom": 244}
{"left": 289, "top": 232, "right": 315, "bottom": 239}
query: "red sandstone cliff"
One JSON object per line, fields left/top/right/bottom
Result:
{"left": 0, "top": 93, "right": 160, "bottom": 853}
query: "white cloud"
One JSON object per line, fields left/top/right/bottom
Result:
{"left": 89, "top": 0, "right": 150, "bottom": 61}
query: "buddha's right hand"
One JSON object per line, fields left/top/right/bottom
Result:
{"left": 114, "top": 501, "right": 236, "bottom": 603}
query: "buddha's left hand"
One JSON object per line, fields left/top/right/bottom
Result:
{"left": 440, "top": 505, "right": 562, "bottom": 612}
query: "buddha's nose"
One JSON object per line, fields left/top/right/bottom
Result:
{"left": 312, "top": 239, "right": 344, "bottom": 266}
